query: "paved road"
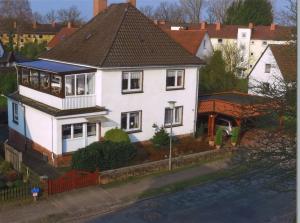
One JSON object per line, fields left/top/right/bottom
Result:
{"left": 88, "top": 170, "right": 296, "bottom": 223}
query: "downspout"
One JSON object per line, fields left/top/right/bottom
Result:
{"left": 51, "top": 117, "right": 54, "bottom": 164}
{"left": 20, "top": 103, "right": 27, "bottom": 151}
{"left": 193, "top": 66, "right": 200, "bottom": 137}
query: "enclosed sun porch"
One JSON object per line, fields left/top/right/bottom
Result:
{"left": 17, "top": 60, "right": 98, "bottom": 110}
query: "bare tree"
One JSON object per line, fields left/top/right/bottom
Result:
{"left": 44, "top": 10, "right": 57, "bottom": 24}
{"left": 139, "top": 5, "right": 154, "bottom": 19}
{"left": 277, "top": 0, "right": 296, "bottom": 26}
{"left": 57, "top": 6, "right": 83, "bottom": 25}
{"left": 154, "top": 1, "right": 185, "bottom": 23}
{"left": 205, "top": 0, "right": 234, "bottom": 23}
{"left": 0, "top": 0, "right": 33, "bottom": 22}
{"left": 179, "top": 0, "right": 203, "bottom": 23}
{"left": 33, "top": 12, "right": 45, "bottom": 24}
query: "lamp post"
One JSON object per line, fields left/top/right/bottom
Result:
{"left": 168, "top": 101, "right": 176, "bottom": 171}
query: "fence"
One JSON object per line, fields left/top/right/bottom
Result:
{"left": 0, "top": 184, "right": 33, "bottom": 202}
{"left": 4, "top": 142, "right": 22, "bottom": 172}
{"left": 46, "top": 170, "right": 99, "bottom": 195}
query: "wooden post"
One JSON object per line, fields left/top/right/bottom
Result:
{"left": 208, "top": 114, "right": 216, "bottom": 146}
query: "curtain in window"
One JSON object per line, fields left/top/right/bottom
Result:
{"left": 130, "top": 72, "right": 140, "bottom": 89}
{"left": 129, "top": 112, "right": 139, "bottom": 129}
{"left": 122, "top": 73, "right": 129, "bottom": 90}
{"left": 167, "top": 71, "right": 176, "bottom": 87}
{"left": 76, "top": 74, "right": 85, "bottom": 95}
{"left": 175, "top": 107, "right": 182, "bottom": 124}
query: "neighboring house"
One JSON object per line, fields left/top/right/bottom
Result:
{"left": 248, "top": 44, "right": 296, "bottom": 95}
{"left": 47, "top": 26, "right": 78, "bottom": 49}
{"left": 0, "top": 21, "right": 68, "bottom": 48}
{"left": 164, "top": 30, "right": 213, "bottom": 60}
{"left": 158, "top": 22, "right": 292, "bottom": 75}
{"left": 7, "top": 1, "right": 203, "bottom": 166}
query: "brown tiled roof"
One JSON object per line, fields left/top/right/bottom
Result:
{"left": 164, "top": 30, "right": 206, "bottom": 55}
{"left": 47, "top": 27, "right": 78, "bottom": 49}
{"left": 269, "top": 44, "right": 296, "bottom": 82}
{"left": 9, "top": 92, "right": 107, "bottom": 117}
{"left": 0, "top": 23, "right": 64, "bottom": 35}
{"left": 41, "top": 3, "right": 203, "bottom": 67}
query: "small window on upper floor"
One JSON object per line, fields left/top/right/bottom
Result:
{"left": 122, "top": 71, "right": 143, "bottom": 94}
{"left": 218, "top": 38, "right": 223, "bottom": 43}
{"left": 166, "top": 70, "right": 184, "bottom": 90}
{"left": 242, "top": 32, "right": 246, "bottom": 37}
{"left": 12, "top": 102, "right": 18, "bottom": 124}
{"left": 265, "top": 64, "right": 271, "bottom": 73}
{"left": 262, "top": 41, "right": 267, "bottom": 45}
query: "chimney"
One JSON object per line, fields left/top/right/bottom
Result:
{"left": 33, "top": 21, "right": 37, "bottom": 29}
{"left": 52, "top": 21, "right": 56, "bottom": 28}
{"left": 127, "top": 0, "right": 136, "bottom": 7}
{"left": 215, "top": 22, "right": 221, "bottom": 31}
{"left": 93, "top": 0, "right": 107, "bottom": 17}
{"left": 68, "top": 22, "right": 72, "bottom": 29}
{"left": 200, "top": 22, "right": 206, "bottom": 30}
{"left": 248, "top": 22, "right": 254, "bottom": 29}
{"left": 13, "top": 21, "right": 17, "bottom": 29}
{"left": 153, "top": 20, "right": 158, "bottom": 25}
{"left": 159, "top": 20, "right": 166, "bottom": 25}
{"left": 270, "top": 23, "right": 276, "bottom": 31}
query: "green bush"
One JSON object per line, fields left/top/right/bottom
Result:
{"left": 231, "top": 127, "right": 240, "bottom": 144}
{"left": 72, "top": 141, "right": 137, "bottom": 171}
{"left": 104, "top": 128, "right": 130, "bottom": 143}
{"left": 151, "top": 127, "right": 169, "bottom": 148}
{"left": 196, "top": 122, "right": 205, "bottom": 138}
{"left": 215, "top": 128, "right": 223, "bottom": 146}
{"left": 0, "top": 161, "right": 12, "bottom": 174}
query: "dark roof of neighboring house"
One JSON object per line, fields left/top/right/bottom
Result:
{"left": 158, "top": 23, "right": 293, "bottom": 41}
{"left": 199, "top": 91, "right": 269, "bottom": 105}
{"left": 8, "top": 92, "right": 106, "bottom": 117}
{"left": 0, "top": 23, "right": 65, "bottom": 35}
{"left": 47, "top": 27, "right": 78, "bottom": 49}
{"left": 41, "top": 3, "right": 203, "bottom": 68}
{"left": 164, "top": 30, "right": 207, "bottom": 55}
{"left": 17, "top": 60, "right": 96, "bottom": 75}
{"left": 269, "top": 44, "right": 297, "bottom": 82}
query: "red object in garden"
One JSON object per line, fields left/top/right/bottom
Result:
{"left": 46, "top": 170, "right": 99, "bottom": 195}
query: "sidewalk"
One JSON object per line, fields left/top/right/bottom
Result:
{"left": 0, "top": 158, "right": 231, "bottom": 223}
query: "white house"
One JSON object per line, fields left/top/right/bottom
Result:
{"left": 164, "top": 30, "right": 213, "bottom": 60}
{"left": 248, "top": 44, "right": 296, "bottom": 95}
{"left": 7, "top": 1, "right": 203, "bottom": 166}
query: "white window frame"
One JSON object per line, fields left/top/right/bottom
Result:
{"left": 12, "top": 102, "right": 18, "bottom": 124}
{"left": 65, "top": 73, "right": 95, "bottom": 97}
{"left": 121, "top": 111, "right": 142, "bottom": 132}
{"left": 265, "top": 64, "right": 271, "bottom": 73}
{"left": 62, "top": 123, "right": 85, "bottom": 140}
{"left": 166, "top": 69, "right": 185, "bottom": 90}
{"left": 87, "top": 123, "right": 97, "bottom": 137}
{"left": 122, "top": 71, "right": 143, "bottom": 93}
{"left": 164, "top": 106, "right": 183, "bottom": 127}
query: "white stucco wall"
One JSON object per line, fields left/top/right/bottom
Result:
{"left": 196, "top": 33, "right": 213, "bottom": 60}
{"left": 99, "top": 67, "right": 199, "bottom": 142}
{"left": 248, "top": 47, "right": 283, "bottom": 95}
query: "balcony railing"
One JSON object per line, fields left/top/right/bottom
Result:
{"left": 62, "top": 95, "right": 96, "bottom": 110}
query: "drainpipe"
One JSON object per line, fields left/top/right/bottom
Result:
{"left": 193, "top": 67, "right": 200, "bottom": 137}
{"left": 51, "top": 117, "right": 55, "bottom": 164}
{"left": 20, "top": 103, "right": 27, "bottom": 151}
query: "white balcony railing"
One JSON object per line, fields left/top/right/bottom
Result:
{"left": 62, "top": 95, "right": 96, "bottom": 110}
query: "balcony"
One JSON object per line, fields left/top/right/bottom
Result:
{"left": 62, "top": 95, "right": 96, "bottom": 110}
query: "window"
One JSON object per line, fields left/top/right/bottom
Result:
{"left": 166, "top": 70, "right": 184, "bottom": 90}
{"left": 51, "top": 75, "right": 62, "bottom": 95}
{"left": 262, "top": 41, "right": 267, "bottom": 45}
{"left": 164, "top": 106, "right": 183, "bottom": 126}
{"left": 39, "top": 35, "right": 43, "bottom": 39}
{"left": 21, "top": 68, "right": 30, "bottom": 85}
{"left": 40, "top": 72, "right": 50, "bottom": 91}
{"left": 121, "top": 111, "right": 142, "bottom": 132}
{"left": 265, "top": 64, "right": 271, "bottom": 73}
{"left": 62, "top": 125, "right": 71, "bottom": 139}
{"left": 122, "top": 71, "right": 143, "bottom": 93}
{"left": 242, "top": 32, "right": 246, "bottom": 37}
{"left": 65, "top": 74, "right": 95, "bottom": 96}
{"left": 87, "top": 123, "right": 97, "bottom": 137}
{"left": 218, "top": 38, "right": 223, "bottom": 43}
{"left": 30, "top": 70, "right": 39, "bottom": 88}
{"left": 262, "top": 82, "right": 270, "bottom": 92}
{"left": 12, "top": 102, "right": 18, "bottom": 124}
{"left": 250, "top": 52, "right": 254, "bottom": 56}
{"left": 73, "top": 124, "right": 83, "bottom": 138}
{"left": 203, "top": 40, "right": 206, "bottom": 49}
{"left": 251, "top": 41, "right": 255, "bottom": 44}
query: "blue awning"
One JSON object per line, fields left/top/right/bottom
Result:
{"left": 17, "top": 60, "right": 97, "bottom": 75}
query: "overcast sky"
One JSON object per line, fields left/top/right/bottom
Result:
{"left": 29, "top": 0, "right": 288, "bottom": 21}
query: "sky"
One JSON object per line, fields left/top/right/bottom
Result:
{"left": 29, "top": 0, "right": 288, "bottom": 21}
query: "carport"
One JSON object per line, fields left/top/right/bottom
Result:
{"left": 198, "top": 91, "right": 271, "bottom": 142}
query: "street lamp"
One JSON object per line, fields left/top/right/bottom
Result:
{"left": 168, "top": 101, "right": 176, "bottom": 171}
